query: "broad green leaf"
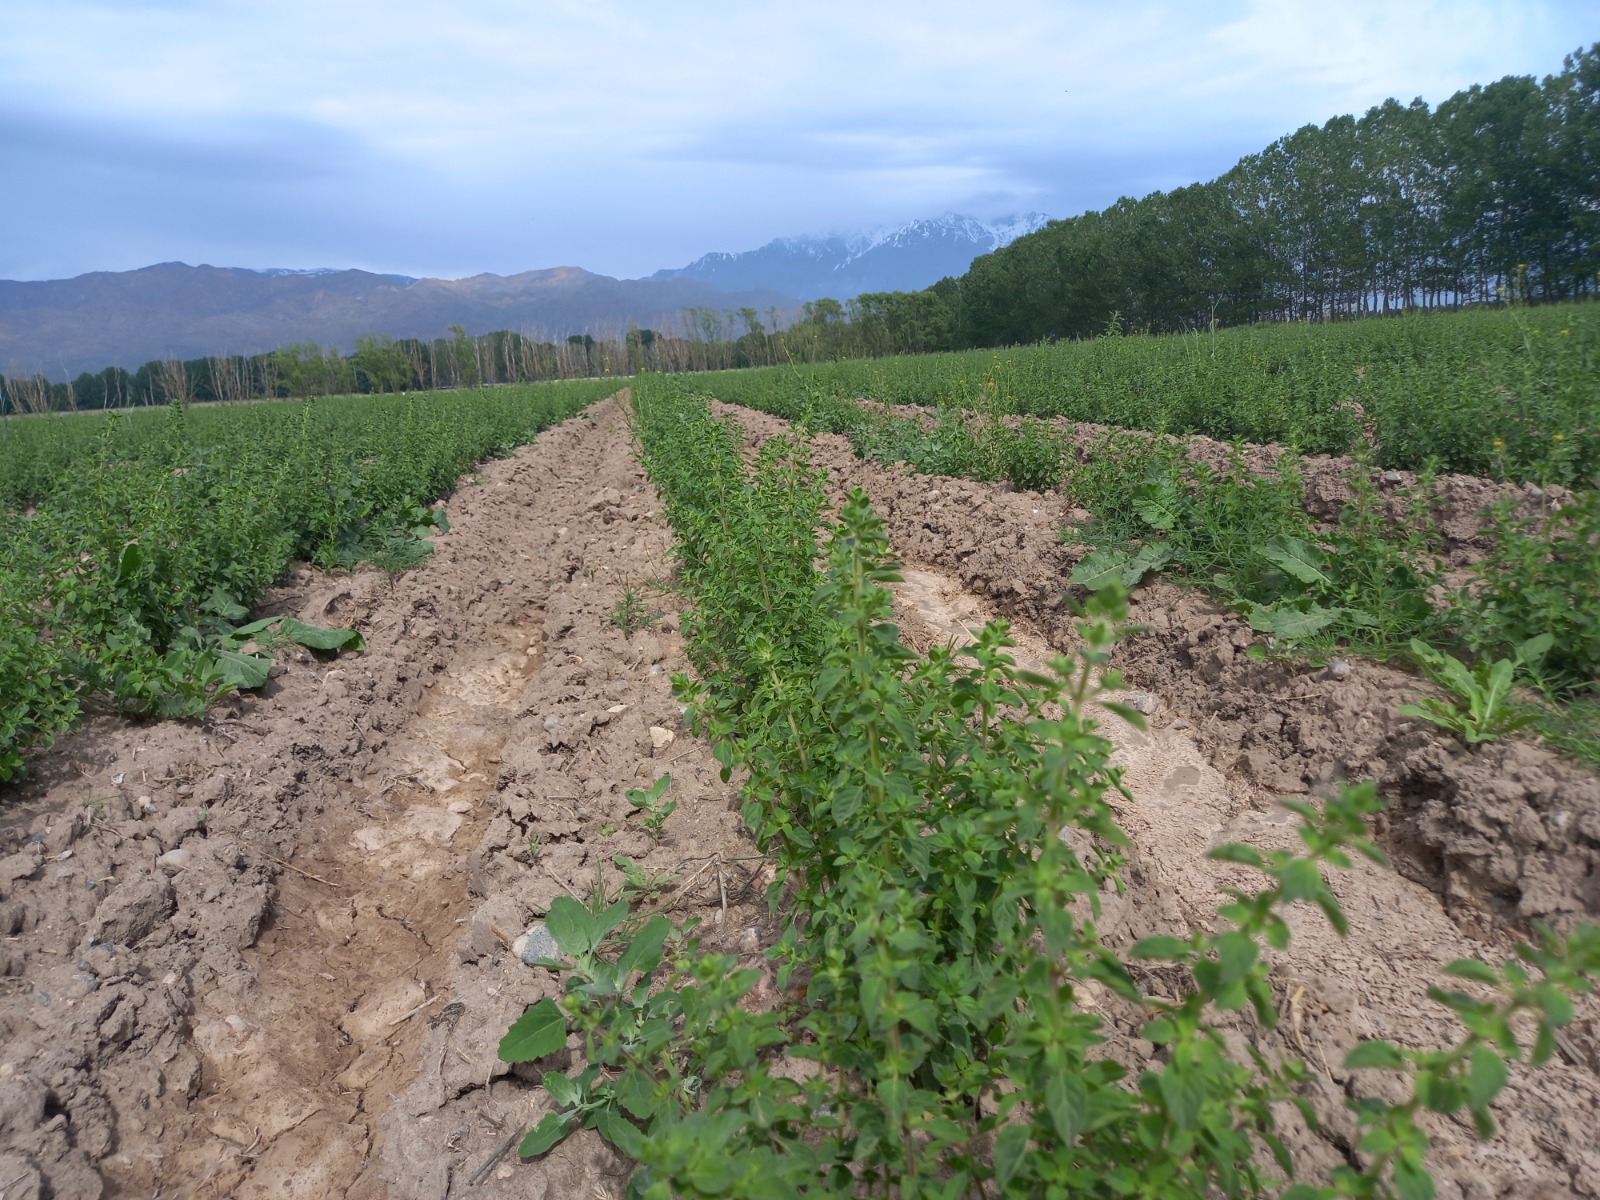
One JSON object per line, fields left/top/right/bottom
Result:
{"left": 1133, "top": 483, "right": 1181, "bottom": 531}
{"left": 1392, "top": 1153, "right": 1437, "bottom": 1200}
{"left": 1467, "top": 1045, "right": 1508, "bottom": 1108}
{"left": 544, "top": 896, "right": 592, "bottom": 956}
{"left": 1344, "top": 1040, "right": 1406, "bottom": 1070}
{"left": 518, "top": 1112, "right": 572, "bottom": 1158}
{"left": 993, "top": 1124, "right": 1029, "bottom": 1189}
{"left": 1442, "top": 959, "right": 1500, "bottom": 985}
{"left": 541, "top": 1070, "right": 582, "bottom": 1109}
{"left": 1260, "top": 535, "right": 1329, "bottom": 586}
{"left": 499, "top": 998, "right": 567, "bottom": 1062}
{"left": 1045, "top": 1073, "right": 1088, "bottom": 1145}
{"left": 1249, "top": 602, "right": 1339, "bottom": 640}
{"left": 212, "top": 648, "right": 272, "bottom": 691}
{"left": 1131, "top": 936, "right": 1191, "bottom": 960}
{"left": 272, "top": 617, "right": 366, "bottom": 652}
{"left": 1516, "top": 632, "right": 1554, "bottom": 666}
{"left": 617, "top": 915, "right": 671, "bottom": 976}
{"left": 1158, "top": 1061, "right": 1206, "bottom": 1129}
{"left": 1070, "top": 549, "right": 1134, "bottom": 592}
{"left": 1213, "top": 931, "right": 1259, "bottom": 986}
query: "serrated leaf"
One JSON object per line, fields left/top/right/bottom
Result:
{"left": 499, "top": 998, "right": 567, "bottom": 1062}
{"left": 1133, "top": 483, "right": 1181, "bottom": 531}
{"left": 1213, "top": 931, "right": 1259, "bottom": 986}
{"left": 1392, "top": 1153, "right": 1437, "bottom": 1200}
{"left": 1045, "top": 1073, "right": 1088, "bottom": 1145}
{"left": 1209, "top": 842, "right": 1266, "bottom": 867}
{"left": 1158, "top": 1062, "right": 1206, "bottom": 1129}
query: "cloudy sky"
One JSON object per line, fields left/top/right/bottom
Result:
{"left": 2, "top": 0, "right": 1593, "bottom": 282}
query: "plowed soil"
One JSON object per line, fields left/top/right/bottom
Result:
{"left": 2, "top": 392, "right": 1597, "bottom": 1199}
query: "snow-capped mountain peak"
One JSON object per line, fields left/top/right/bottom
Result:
{"left": 648, "top": 212, "right": 1050, "bottom": 302}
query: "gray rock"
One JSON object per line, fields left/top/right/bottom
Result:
{"left": 514, "top": 922, "right": 562, "bottom": 965}
{"left": 1326, "top": 659, "right": 1352, "bottom": 681}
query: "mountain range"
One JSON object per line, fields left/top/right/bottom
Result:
{"left": 0, "top": 212, "right": 1049, "bottom": 379}
{"left": 650, "top": 213, "right": 1049, "bottom": 300}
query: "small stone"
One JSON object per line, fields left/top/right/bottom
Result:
{"left": 156, "top": 848, "right": 192, "bottom": 874}
{"left": 607, "top": 704, "right": 628, "bottom": 715}
{"left": 1525, "top": 483, "right": 1544, "bottom": 498}
{"left": 1125, "top": 692, "right": 1158, "bottom": 715}
{"left": 1380, "top": 471, "right": 1402, "bottom": 485}
{"left": 446, "top": 799, "right": 472, "bottom": 814}
{"left": 649, "top": 727, "right": 675, "bottom": 752}
{"left": 514, "top": 922, "right": 561, "bottom": 965}
{"left": 543, "top": 715, "right": 561, "bottom": 733}
{"left": 1326, "top": 659, "right": 1352, "bottom": 681}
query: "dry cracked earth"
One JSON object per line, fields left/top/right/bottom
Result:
{"left": 1, "top": 393, "right": 1597, "bottom": 1199}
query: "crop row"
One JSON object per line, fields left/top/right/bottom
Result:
{"left": 695, "top": 303, "right": 1598, "bottom": 487}
{"left": 674, "top": 366, "right": 1599, "bottom": 766}
{"left": 496, "top": 378, "right": 1599, "bottom": 1198}
{"left": 0, "top": 381, "right": 617, "bottom": 782}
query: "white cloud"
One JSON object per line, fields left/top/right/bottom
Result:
{"left": 0, "top": 0, "right": 1592, "bottom": 279}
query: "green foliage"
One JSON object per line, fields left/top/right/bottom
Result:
{"left": 626, "top": 775, "right": 676, "bottom": 841}
{"left": 1456, "top": 490, "right": 1600, "bottom": 696}
{"left": 0, "top": 380, "right": 616, "bottom": 782}
{"left": 688, "top": 301, "right": 1599, "bottom": 485}
{"left": 609, "top": 583, "right": 658, "bottom": 637}
{"left": 498, "top": 375, "right": 1600, "bottom": 1199}
{"left": 1400, "top": 636, "right": 1551, "bottom": 744}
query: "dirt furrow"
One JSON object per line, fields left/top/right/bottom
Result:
{"left": 0, "top": 395, "right": 762, "bottom": 1199}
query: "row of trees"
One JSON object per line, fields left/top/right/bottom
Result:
{"left": 0, "top": 304, "right": 914, "bottom": 412}
{"left": 945, "top": 45, "right": 1600, "bottom": 344}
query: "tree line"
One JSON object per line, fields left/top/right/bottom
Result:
{"left": 940, "top": 44, "right": 1600, "bottom": 345}
{"left": 5, "top": 43, "right": 1593, "bottom": 413}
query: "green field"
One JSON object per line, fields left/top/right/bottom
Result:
{"left": 0, "top": 380, "right": 617, "bottom": 781}
{"left": 698, "top": 302, "right": 1599, "bottom": 487}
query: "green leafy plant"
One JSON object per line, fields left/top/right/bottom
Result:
{"left": 625, "top": 774, "right": 675, "bottom": 840}
{"left": 609, "top": 583, "right": 658, "bottom": 638}
{"left": 1400, "top": 635, "right": 1552, "bottom": 744}
{"left": 494, "top": 379, "right": 1600, "bottom": 1200}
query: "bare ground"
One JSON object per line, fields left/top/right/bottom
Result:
{"left": 0, "top": 393, "right": 1596, "bottom": 1198}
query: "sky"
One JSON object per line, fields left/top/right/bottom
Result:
{"left": 2, "top": 0, "right": 1594, "bottom": 283}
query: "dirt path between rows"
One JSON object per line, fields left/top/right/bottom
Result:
{"left": 1, "top": 395, "right": 765, "bottom": 1199}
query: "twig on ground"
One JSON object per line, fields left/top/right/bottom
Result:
{"left": 264, "top": 854, "right": 340, "bottom": 888}
{"left": 467, "top": 1132, "right": 521, "bottom": 1187}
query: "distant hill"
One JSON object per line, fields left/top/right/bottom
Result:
{"left": 0, "top": 263, "right": 797, "bottom": 380}
{"left": 650, "top": 212, "right": 1050, "bottom": 300}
